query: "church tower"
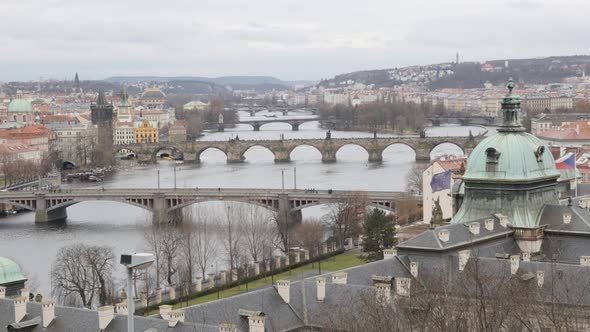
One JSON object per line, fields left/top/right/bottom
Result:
{"left": 91, "top": 90, "right": 115, "bottom": 166}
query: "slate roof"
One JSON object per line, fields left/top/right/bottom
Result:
{"left": 0, "top": 298, "right": 218, "bottom": 332}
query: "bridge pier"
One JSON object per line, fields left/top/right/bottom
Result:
{"left": 321, "top": 150, "right": 336, "bottom": 163}
{"left": 183, "top": 152, "right": 199, "bottom": 163}
{"left": 250, "top": 110, "right": 255, "bottom": 117}
{"left": 252, "top": 123, "right": 261, "bottom": 131}
{"left": 273, "top": 150, "right": 291, "bottom": 163}
{"left": 291, "top": 122, "right": 300, "bottom": 131}
{"left": 415, "top": 148, "right": 431, "bottom": 161}
{"left": 152, "top": 193, "right": 184, "bottom": 223}
{"left": 227, "top": 151, "right": 245, "bottom": 163}
{"left": 282, "top": 110, "right": 288, "bottom": 116}
{"left": 34, "top": 194, "right": 67, "bottom": 223}
{"left": 218, "top": 124, "right": 225, "bottom": 132}
{"left": 368, "top": 149, "right": 383, "bottom": 163}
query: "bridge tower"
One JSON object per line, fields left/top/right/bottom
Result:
{"left": 91, "top": 90, "right": 115, "bottom": 166}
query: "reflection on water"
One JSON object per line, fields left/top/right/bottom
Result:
{"left": 0, "top": 121, "right": 492, "bottom": 294}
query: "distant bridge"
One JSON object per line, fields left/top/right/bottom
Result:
{"left": 0, "top": 188, "right": 412, "bottom": 223}
{"left": 234, "top": 117, "right": 321, "bottom": 131}
{"left": 428, "top": 115, "right": 497, "bottom": 126}
{"left": 117, "top": 136, "right": 484, "bottom": 163}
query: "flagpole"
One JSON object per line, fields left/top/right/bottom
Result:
{"left": 575, "top": 154, "right": 578, "bottom": 198}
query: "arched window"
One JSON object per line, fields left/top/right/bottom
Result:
{"left": 22, "top": 115, "right": 26, "bottom": 122}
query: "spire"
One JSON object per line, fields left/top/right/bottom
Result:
{"left": 498, "top": 78, "right": 524, "bottom": 132}
{"left": 74, "top": 73, "right": 80, "bottom": 92}
{"left": 119, "top": 85, "right": 128, "bottom": 105}
{"left": 96, "top": 90, "right": 108, "bottom": 106}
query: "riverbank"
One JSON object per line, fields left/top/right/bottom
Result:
{"left": 146, "top": 250, "right": 364, "bottom": 314}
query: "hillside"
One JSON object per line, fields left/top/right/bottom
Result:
{"left": 318, "top": 55, "right": 590, "bottom": 90}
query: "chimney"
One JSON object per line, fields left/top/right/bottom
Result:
{"left": 410, "top": 262, "right": 419, "bottom": 278}
{"left": 276, "top": 280, "right": 290, "bottom": 303}
{"left": 159, "top": 305, "right": 172, "bottom": 319}
{"left": 115, "top": 301, "right": 128, "bottom": 315}
{"left": 510, "top": 255, "right": 520, "bottom": 274}
{"left": 383, "top": 248, "right": 397, "bottom": 260}
{"left": 458, "top": 249, "right": 471, "bottom": 271}
{"left": 20, "top": 288, "right": 30, "bottom": 302}
{"left": 395, "top": 277, "right": 411, "bottom": 297}
{"left": 331, "top": 272, "right": 348, "bottom": 285}
{"left": 42, "top": 301, "right": 55, "bottom": 328}
{"left": 522, "top": 252, "right": 531, "bottom": 262}
{"left": 248, "top": 315, "right": 266, "bottom": 332}
{"left": 580, "top": 256, "right": 590, "bottom": 266}
{"left": 468, "top": 222, "right": 480, "bottom": 235}
{"left": 484, "top": 218, "right": 494, "bottom": 231}
{"left": 372, "top": 276, "right": 393, "bottom": 303}
{"left": 14, "top": 296, "right": 27, "bottom": 323}
{"left": 166, "top": 310, "right": 185, "bottom": 327}
{"left": 437, "top": 229, "right": 450, "bottom": 242}
{"left": 98, "top": 305, "right": 114, "bottom": 330}
{"left": 219, "top": 323, "right": 237, "bottom": 332}
{"left": 563, "top": 212, "right": 572, "bottom": 224}
{"left": 537, "top": 270, "right": 545, "bottom": 287}
{"left": 0, "top": 286, "right": 5, "bottom": 299}
{"left": 316, "top": 277, "right": 326, "bottom": 301}
{"left": 497, "top": 214, "right": 509, "bottom": 227}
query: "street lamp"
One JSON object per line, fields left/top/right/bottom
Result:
{"left": 120, "top": 253, "right": 155, "bottom": 332}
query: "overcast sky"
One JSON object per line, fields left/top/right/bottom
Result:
{"left": 1, "top": 0, "right": 589, "bottom": 81}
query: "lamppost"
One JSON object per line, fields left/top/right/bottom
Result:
{"left": 157, "top": 170, "right": 161, "bottom": 193}
{"left": 173, "top": 166, "right": 177, "bottom": 190}
{"left": 120, "top": 253, "right": 155, "bottom": 332}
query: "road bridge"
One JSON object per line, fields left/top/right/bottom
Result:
{"left": 117, "top": 135, "right": 484, "bottom": 164}
{"left": 235, "top": 117, "right": 320, "bottom": 131}
{"left": 0, "top": 188, "right": 413, "bottom": 223}
{"left": 428, "top": 115, "right": 497, "bottom": 126}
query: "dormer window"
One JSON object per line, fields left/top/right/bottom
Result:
{"left": 486, "top": 147, "right": 501, "bottom": 172}
{"left": 485, "top": 147, "right": 501, "bottom": 164}
{"left": 534, "top": 145, "right": 545, "bottom": 163}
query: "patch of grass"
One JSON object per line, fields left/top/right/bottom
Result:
{"left": 150, "top": 251, "right": 364, "bottom": 313}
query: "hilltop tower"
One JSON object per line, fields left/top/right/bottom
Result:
{"left": 91, "top": 90, "right": 115, "bottom": 166}
{"left": 74, "top": 72, "right": 80, "bottom": 92}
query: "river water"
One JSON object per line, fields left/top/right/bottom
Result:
{"left": 0, "top": 110, "right": 492, "bottom": 295}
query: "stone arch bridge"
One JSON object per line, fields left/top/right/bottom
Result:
{"left": 118, "top": 136, "right": 484, "bottom": 163}
{"left": 0, "top": 188, "right": 412, "bottom": 223}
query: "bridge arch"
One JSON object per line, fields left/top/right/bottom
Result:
{"left": 151, "top": 146, "right": 184, "bottom": 160}
{"left": 196, "top": 146, "right": 228, "bottom": 163}
{"left": 289, "top": 144, "right": 323, "bottom": 161}
{"left": 429, "top": 141, "right": 465, "bottom": 159}
{"left": 47, "top": 197, "right": 154, "bottom": 212}
{"left": 168, "top": 198, "right": 278, "bottom": 213}
{"left": 258, "top": 121, "right": 294, "bottom": 131}
{"left": 239, "top": 144, "right": 275, "bottom": 162}
{"left": 0, "top": 199, "right": 35, "bottom": 211}
{"left": 381, "top": 142, "right": 418, "bottom": 162}
{"left": 334, "top": 143, "right": 370, "bottom": 160}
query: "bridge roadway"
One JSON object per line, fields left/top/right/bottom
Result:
{"left": 0, "top": 188, "right": 412, "bottom": 223}
{"left": 119, "top": 136, "right": 484, "bottom": 164}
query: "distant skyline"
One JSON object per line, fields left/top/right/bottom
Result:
{"left": 1, "top": 0, "right": 589, "bottom": 81}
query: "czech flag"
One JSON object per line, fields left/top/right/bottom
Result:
{"left": 555, "top": 152, "right": 576, "bottom": 170}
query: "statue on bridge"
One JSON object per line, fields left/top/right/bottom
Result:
{"left": 326, "top": 130, "right": 331, "bottom": 140}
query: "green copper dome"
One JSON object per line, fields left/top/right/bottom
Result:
{"left": 8, "top": 99, "right": 33, "bottom": 113}
{"left": 462, "top": 132, "right": 559, "bottom": 182}
{"left": 452, "top": 79, "right": 560, "bottom": 228}
{"left": 0, "top": 257, "right": 26, "bottom": 284}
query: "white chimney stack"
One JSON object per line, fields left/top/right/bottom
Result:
{"left": 498, "top": 214, "right": 509, "bottom": 227}
{"left": 580, "top": 256, "right": 590, "bottom": 266}
{"left": 159, "top": 305, "right": 172, "bottom": 319}
{"left": 248, "top": 315, "right": 266, "bottom": 332}
{"left": 316, "top": 277, "right": 326, "bottom": 301}
{"left": 98, "top": 305, "right": 114, "bottom": 330}
{"left": 167, "top": 310, "right": 185, "bottom": 327}
{"left": 510, "top": 255, "right": 520, "bottom": 274}
{"left": 537, "top": 270, "right": 545, "bottom": 287}
{"left": 458, "top": 249, "right": 470, "bottom": 271}
{"left": 395, "top": 277, "right": 411, "bottom": 297}
{"left": 14, "top": 296, "right": 27, "bottom": 323}
{"left": 383, "top": 248, "right": 397, "bottom": 260}
{"left": 484, "top": 218, "right": 494, "bottom": 231}
{"left": 372, "top": 276, "right": 393, "bottom": 303}
{"left": 276, "top": 280, "right": 290, "bottom": 304}
{"left": 219, "top": 323, "right": 237, "bottom": 332}
{"left": 0, "top": 286, "right": 5, "bottom": 299}
{"left": 410, "top": 262, "right": 419, "bottom": 278}
{"left": 468, "top": 222, "right": 480, "bottom": 235}
{"left": 42, "top": 300, "right": 55, "bottom": 328}
{"left": 332, "top": 272, "right": 348, "bottom": 285}
{"left": 20, "top": 288, "right": 30, "bottom": 302}
{"left": 563, "top": 212, "right": 572, "bottom": 224}
{"left": 437, "top": 229, "right": 450, "bottom": 242}
{"left": 115, "top": 301, "right": 128, "bottom": 315}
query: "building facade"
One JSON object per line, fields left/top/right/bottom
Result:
{"left": 134, "top": 120, "right": 159, "bottom": 143}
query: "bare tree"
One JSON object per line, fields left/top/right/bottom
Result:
{"left": 192, "top": 207, "right": 218, "bottom": 279}
{"left": 50, "top": 244, "right": 115, "bottom": 308}
{"left": 324, "top": 192, "right": 368, "bottom": 248}
{"left": 224, "top": 203, "right": 243, "bottom": 270}
{"left": 240, "top": 205, "right": 276, "bottom": 263}
{"left": 405, "top": 164, "right": 427, "bottom": 195}
{"left": 291, "top": 218, "right": 324, "bottom": 256}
